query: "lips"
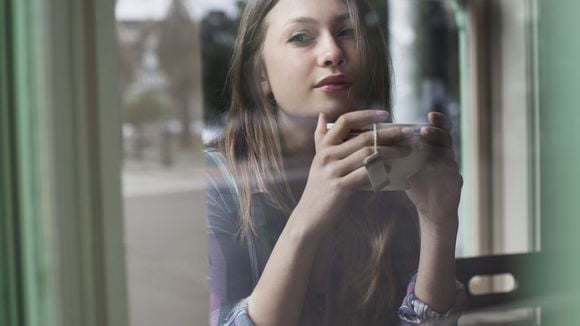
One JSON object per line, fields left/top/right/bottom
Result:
{"left": 314, "top": 74, "right": 352, "bottom": 92}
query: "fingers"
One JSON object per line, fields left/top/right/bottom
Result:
{"left": 324, "top": 142, "right": 458, "bottom": 191}
{"left": 332, "top": 126, "right": 412, "bottom": 159}
{"left": 339, "top": 166, "right": 371, "bottom": 190}
{"left": 403, "top": 112, "right": 453, "bottom": 148}
{"left": 330, "top": 145, "right": 411, "bottom": 176}
{"left": 323, "top": 110, "right": 389, "bottom": 146}
{"left": 416, "top": 140, "right": 457, "bottom": 162}
{"left": 314, "top": 111, "right": 458, "bottom": 191}
{"left": 418, "top": 125, "right": 453, "bottom": 148}
{"left": 415, "top": 115, "right": 459, "bottom": 168}
{"left": 314, "top": 113, "right": 328, "bottom": 151}
{"left": 428, "top": 112, "right": 453, "bottom": 132}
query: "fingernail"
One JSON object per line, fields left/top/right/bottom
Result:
{"left": 374, "top": 110, "right": 389, "bottom": 121}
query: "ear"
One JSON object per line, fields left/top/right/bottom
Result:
{"left": 261, "top": 79, "right": 271, "bottom": 95}
{"left": 259, "top": 63, "right": 271, "bottom": 95}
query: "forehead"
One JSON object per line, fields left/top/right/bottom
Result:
{"left": 265, "top": 0, "right": 351, "bottom": 28}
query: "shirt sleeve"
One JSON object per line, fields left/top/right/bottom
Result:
{"left": 206, "top": 158, "right": 256, "bottom": 326}
{"left": 398, "top": 274, "right": 466, "bottom": 325}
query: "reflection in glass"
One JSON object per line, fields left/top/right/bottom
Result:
{"left": 114, "top": 0, "right": 541, "bottom": 324}
{"left": 116, "top": 0, "right": 208, "bottom": 325}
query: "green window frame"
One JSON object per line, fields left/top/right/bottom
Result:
{"left": 1, "top": 0, "right": 128, "bottom": 325}
{"left": 1, "top": 0, "right": 53, "bottom": 325}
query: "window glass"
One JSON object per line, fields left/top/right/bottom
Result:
{"left": 115, "top": 0, "right": 540, "bottom": 324}
{"left": 116, "top": 0, "right": 209, "bottom": 324}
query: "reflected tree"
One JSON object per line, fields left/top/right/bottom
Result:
{"left": 124, "top": 90, "right": 172, "bottom": 159}
{"left": 118, "top": 21, "right": 155, "bottom": 94}
{"left": 157, "top": 0, "right": 200, "bottom": 148}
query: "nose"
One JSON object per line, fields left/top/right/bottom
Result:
{"left": 317, "top": 34, "right": 346, "bottom": 68}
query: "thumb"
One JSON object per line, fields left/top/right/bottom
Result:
{"left": 314, "top": 113, "right": 327, "bottom": 149}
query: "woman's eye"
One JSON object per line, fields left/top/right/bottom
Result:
{"left": 338, "top": 27, "right": 355, "bottom": 38}
{"left": 288, "top": 32, "right": 313, "bottom": 45}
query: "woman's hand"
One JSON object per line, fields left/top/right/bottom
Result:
{"left": 405, "top": 112, "right": 462, "bottom": 312}
{"left": 405, "top": 112, "right": 463, "bottom": 229}
{"left": 296, "top": 110, "right": 410, "bottom": 234}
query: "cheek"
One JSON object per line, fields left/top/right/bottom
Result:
{"left": 266, "top": 54, "right": 310, "bottom": 94}
{"left": 345, "top": 46, "right": 360, "bottom": 70}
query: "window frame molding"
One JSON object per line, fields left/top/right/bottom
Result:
{"left": 42, "top": 0, "right": 129, "bottom": 325}
{"left": 1, "top": 0, "right": 128, "bottom": 324}
{"left": 460, "top": 0, "right": 541, "bottom": 256}
{"left": 1, "top": 0, "right": 55, "bottom": 325}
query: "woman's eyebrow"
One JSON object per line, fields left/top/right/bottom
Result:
{"left": 283, "top": 13, "right": 351, "bottom": 29}
{"left": 283, "top": 16, "right": 317, "bottom": 29}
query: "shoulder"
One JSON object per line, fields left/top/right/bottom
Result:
{"left": 204, "top": 147, "right": 225, "bottom": 168}
{"left": 204, "top": 147, "right": 232, "bottom": 185}
{"left": 204, "top": 147, "right": 240, "bottom": 216}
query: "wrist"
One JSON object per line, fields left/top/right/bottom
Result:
{"left": 419, "top": 214, "right": 458, "bottom": 252}
{"left": 287, "top": 201, "right": 331, "bottom": 241}
{"left": 418, "top": 212, "right": 458, "bottom": 233}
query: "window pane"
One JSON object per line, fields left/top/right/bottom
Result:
{"left": 115, "top": 0, "right": 541, "bottom": 324}
{"left": 116, "top": 0, "right": 208, "bottom": 324}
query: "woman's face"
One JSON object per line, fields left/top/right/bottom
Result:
{"left": 261, "top": 0, "right": 360, "bottom": 121}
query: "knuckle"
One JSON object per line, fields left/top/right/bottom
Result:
{"left": 364, "top": 131, "right": 374, "bottom": 144}
{"left": 318, "top": 151, "right": 332, "bottom": 165}
{"left": 387, "top": 127, "right": 400, "bottom": 137}
{"left": 314, "top": 130, "right": 323, "bottom": 140}
{"left": 326, "top": 164, "right": 340, "bottom": 178}
{"left": 330, "top": 179, "right": 343, "bottom": 190}
{"left": 364, "top": 146, "right": 375, "bottom": 157}
{"left": 335, "top": 116, "right": 348, "bottom": 128}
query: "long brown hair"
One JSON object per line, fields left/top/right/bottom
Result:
{"left": 219, "top": 0, "right": 419, "bottom": 324}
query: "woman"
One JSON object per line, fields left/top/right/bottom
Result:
{"left": 206, "top": 0, "right": 464, "bottom": 325}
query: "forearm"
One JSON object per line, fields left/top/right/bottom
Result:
{"left": 414, "top": 215, "right": 458, "bottom": 313}
{"left": 247, "top": 204, "right": 323, "bottom": 326}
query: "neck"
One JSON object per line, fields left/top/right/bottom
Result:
{"left": 277, "top": 111, "right": 317, "bottom": 161}
{"left": 277, "top": 111, "right": 318, "bottom": 196}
